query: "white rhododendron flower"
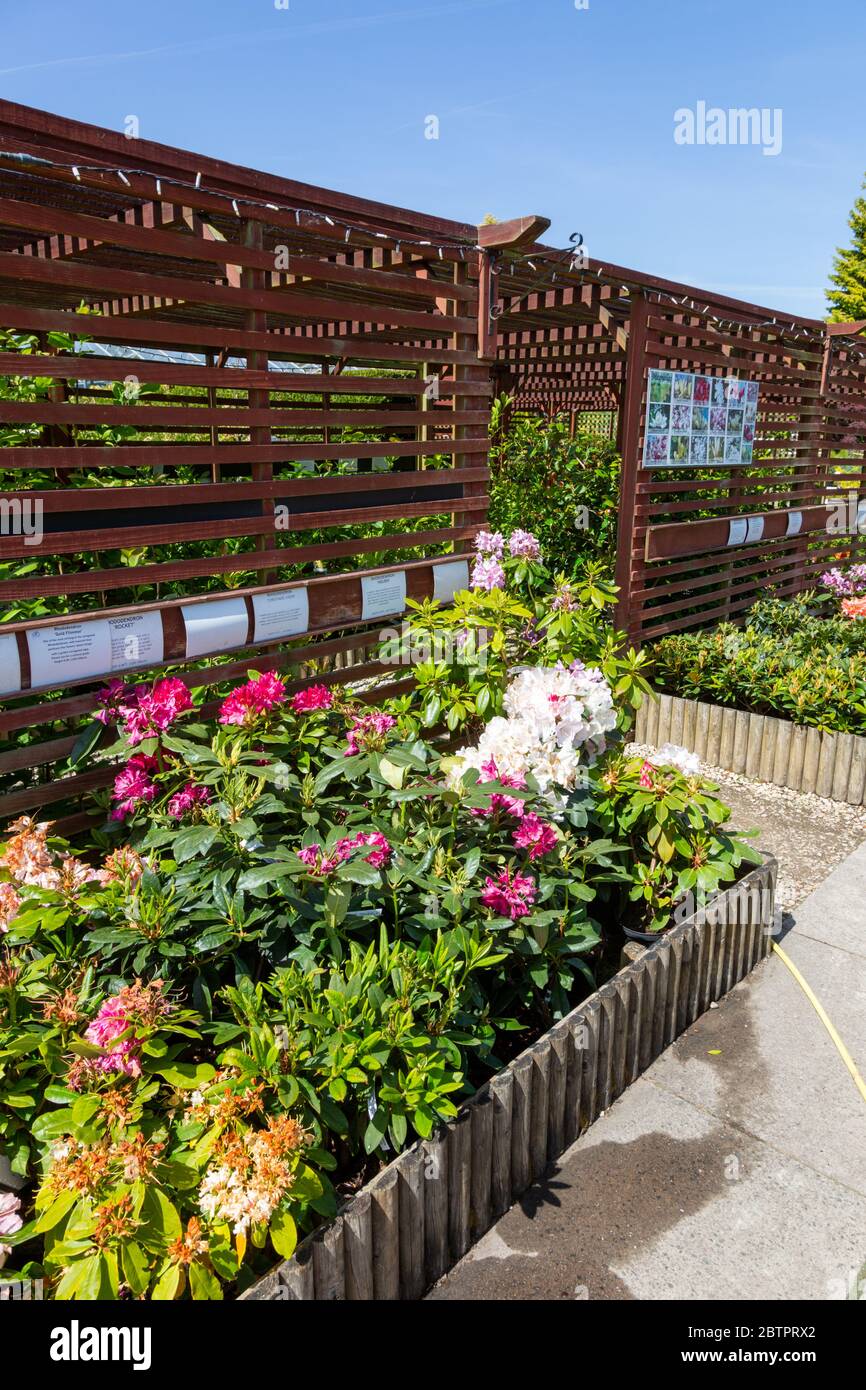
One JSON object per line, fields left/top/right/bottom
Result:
{"left": 649, "top": 743, "right": 701, "bottom": 777}
{"left": 449, "top": 663, "right": 617, "bottom": 796}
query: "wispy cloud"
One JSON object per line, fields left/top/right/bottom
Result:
{"left": 0, "top": 0, "right": 517, "bottom": 77}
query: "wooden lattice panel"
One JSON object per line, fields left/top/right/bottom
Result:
{"left": 0, "top": 101, "right": 493, "bottom": 828}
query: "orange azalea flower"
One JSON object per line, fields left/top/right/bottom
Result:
{"left": 842, "top": 596, "right": 866, "bottom": 619}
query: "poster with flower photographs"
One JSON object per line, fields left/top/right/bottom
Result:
{"left": 643, "top": 369, "right": 760, "bottom": 468}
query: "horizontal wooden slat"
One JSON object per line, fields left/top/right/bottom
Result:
{"left": 0, "top": 354, "right": 491, "bottom": 398}
{"left": 0, "top": 302, "right": 482, "bottom": 366}
{"left": 0, "top": 196, "right": 478, "bottom": 303}
{"left": 0, "top": 252, "right": 472, "bottom": 334}
{"left": 0, "top": 440, "right": 486, "bottom": 470}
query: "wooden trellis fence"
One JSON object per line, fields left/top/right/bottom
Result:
{"left": 491, "top": 249, "right": 866, "bottom": 645}
{"left": 2, "top": 101, "right": 866, "bottom": 832}
{"left": 0, "top": 104, "right": 544, "bottom": 831}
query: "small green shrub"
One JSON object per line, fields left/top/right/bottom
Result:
{"left": 649, "top": 593, "right": 866, "bottom": 734}
{"left": 488, "top": 411, "right": 620, "bottom": 579}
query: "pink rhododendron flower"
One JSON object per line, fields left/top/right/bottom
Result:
{"left": 94, "top": 678, "right": 129, "bottom": 726}
{"left": 291, "top": 684, "right": 334, "bottom": 714}
{"left": 508, "top": 529, "right": 541, "bottom": 560}
{"left": 0, "top": 881, "right": 21, "bottom": 933}
{"left": 336, "top": 830, "right": 392, "bottom": 868}
{"left": 72, "top": 979, "right": 170, "bottom": 1088}
{"left": 297, "top": 842, "right": 352, "bottom": 877}
{"left": 111, "top": 753, "right": 158, "bottom": 822}
{"left": 471, "top": 556, "right": 506, "bottom": 592}
{"left": 0, "top": 1190, "right": 22, "bottom": 1268}
{"left": 471, "top": 758, "right": 527, "bottom": 818}
{"left": 167, "top": 781, "right": 212, "bottom": 820}
{"left": 474, "top": 529, "right": 504, "bottom": 558}
{"left": 639, "top": 761, "right": 655, "bottom": 790}
{"left": 344, "top": 712, "right": 397, "bottom": 756}
{"left": 481, "top": 867, "right": 536, "bottom": 920}
{"left": 108, "top": 677, "right": 194, "bottom": 746}
{"left": 219, "top": 672, "right": 287, "bottom": 727}
{"left": 512, "top": 814, "right": 557, "bottom": 860}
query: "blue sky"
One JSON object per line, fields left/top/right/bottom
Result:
{"left": 1, "top": 0, "right": 863, "bottom": 319}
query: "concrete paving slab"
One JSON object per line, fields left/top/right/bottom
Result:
{"left": 428, "top": 1081, "right": 866, "bottom": 1301}
{"left": 645, "top": 947, "right": 866, "bottom": 1196}
{"left": 785, "top": 840, "right": 866, "bottom": 959}
{"left": 428, "top": 841, "right": 866, "bottom": 1302}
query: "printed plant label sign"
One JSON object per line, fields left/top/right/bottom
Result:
{"left": 0, "top": 633, "right": 22, "bottom": 697}
{"left": 643, "top": 369, "right": 761, "bottom": 467}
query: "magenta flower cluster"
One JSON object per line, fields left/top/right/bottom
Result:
{"left": 290, "top": 684, "right": 334, "bottom": 714}
{"left": 512, "top": 813, "right": 557, "bottom": 861}
{"left": 480, "top": 867, "right": 536, "bottom": 920}
{"left": 472, "top": 757, "right": 527, "bottom": 819}
{"left": 298, "top": 830, "right": 392, "bottom": 877}
{"left": 97, "top": 676, "right": 193, "bottom": 745}
{"left": 82, "top": 996, "right": 143, "bottom": 1081}
{"left": 167, "top": 781, "right": 212, "bottom": 821}
{"left": 112, "top": 752, "right": 159, "bottom": 822}
{"left": 345, "top": 712, "right": 397, "bottom": 756}
{"left": 218, "top": 672, "right": 287, "bottom": 727}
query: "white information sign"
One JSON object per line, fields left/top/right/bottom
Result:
{"left": 108, "top": 611, "right": 164, "bottom": 672}
{"left": 182, "top": 597, "right": 249, "bottom": 659}
{"left": 0, "top": 633, "right": 22, "bottom": 696}
{"left": 252, "top": 588, "right": 310, "bottom": 643}
{"left": 25, "top": 612, "right": 164, "bottom": 690}
{"left": 433, "top": 559, "right": 470, "bottom": 604}
{"left": 727, "top": 518, "right": 748, "bottom": 548}
{"left": 786, "top": 510, "right": 803, "bottom": 538}
{"left": 361, "top": 571, "right": 407, "bottom": 621}
{"left": 28, "top": 620, "right": 112, "bottom": 688}
{"left": 746, "top": 516, "right": 765, "bottom": 544}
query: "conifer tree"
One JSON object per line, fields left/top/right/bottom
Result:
{"left": 828, "top": 176, "right": 866, "bottom": 321}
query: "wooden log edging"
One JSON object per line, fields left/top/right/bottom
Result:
{"left": 241, "top": 855, "right": 777, "bottom": 1301}
{"left": 635, "top": 695, "right": 866, "bottom": 806}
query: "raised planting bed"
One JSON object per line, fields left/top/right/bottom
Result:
{"left": 635, "top": 694, "right": 866, "bottom": 806}
{"left": 241, "top": 854, "right": 777, "bottom": 1301}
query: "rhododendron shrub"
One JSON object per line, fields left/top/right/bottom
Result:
{"left": 1, "top": 1043, "right": 323, "bottom": 1300}
{"left": 383, "top": 531, "right": 651, "bottom": 741}
{"left": 593, "top": 753, "right": 761, "bottom": 933}
{"left": 0, "top": 601, "right": 759, "bottom": 1299}
{"left": 650, "top": 593, "right": 866, "bottom": 735}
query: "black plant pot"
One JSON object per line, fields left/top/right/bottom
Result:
{"left": 622, "top": 922, "right": 667, "bottom": 947}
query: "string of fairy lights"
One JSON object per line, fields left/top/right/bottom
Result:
{"left": 502, "top": 240, "right": 829, "bottom": 344}
{"left": 4, "top": 147, "right": 866, "bottom": 364}
{"left": 0, "top": 149, "right": 482, "bottom": 259}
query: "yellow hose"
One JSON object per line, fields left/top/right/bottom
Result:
{"left": 771, "top": 942, "right": 866, "bottom": 1105}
